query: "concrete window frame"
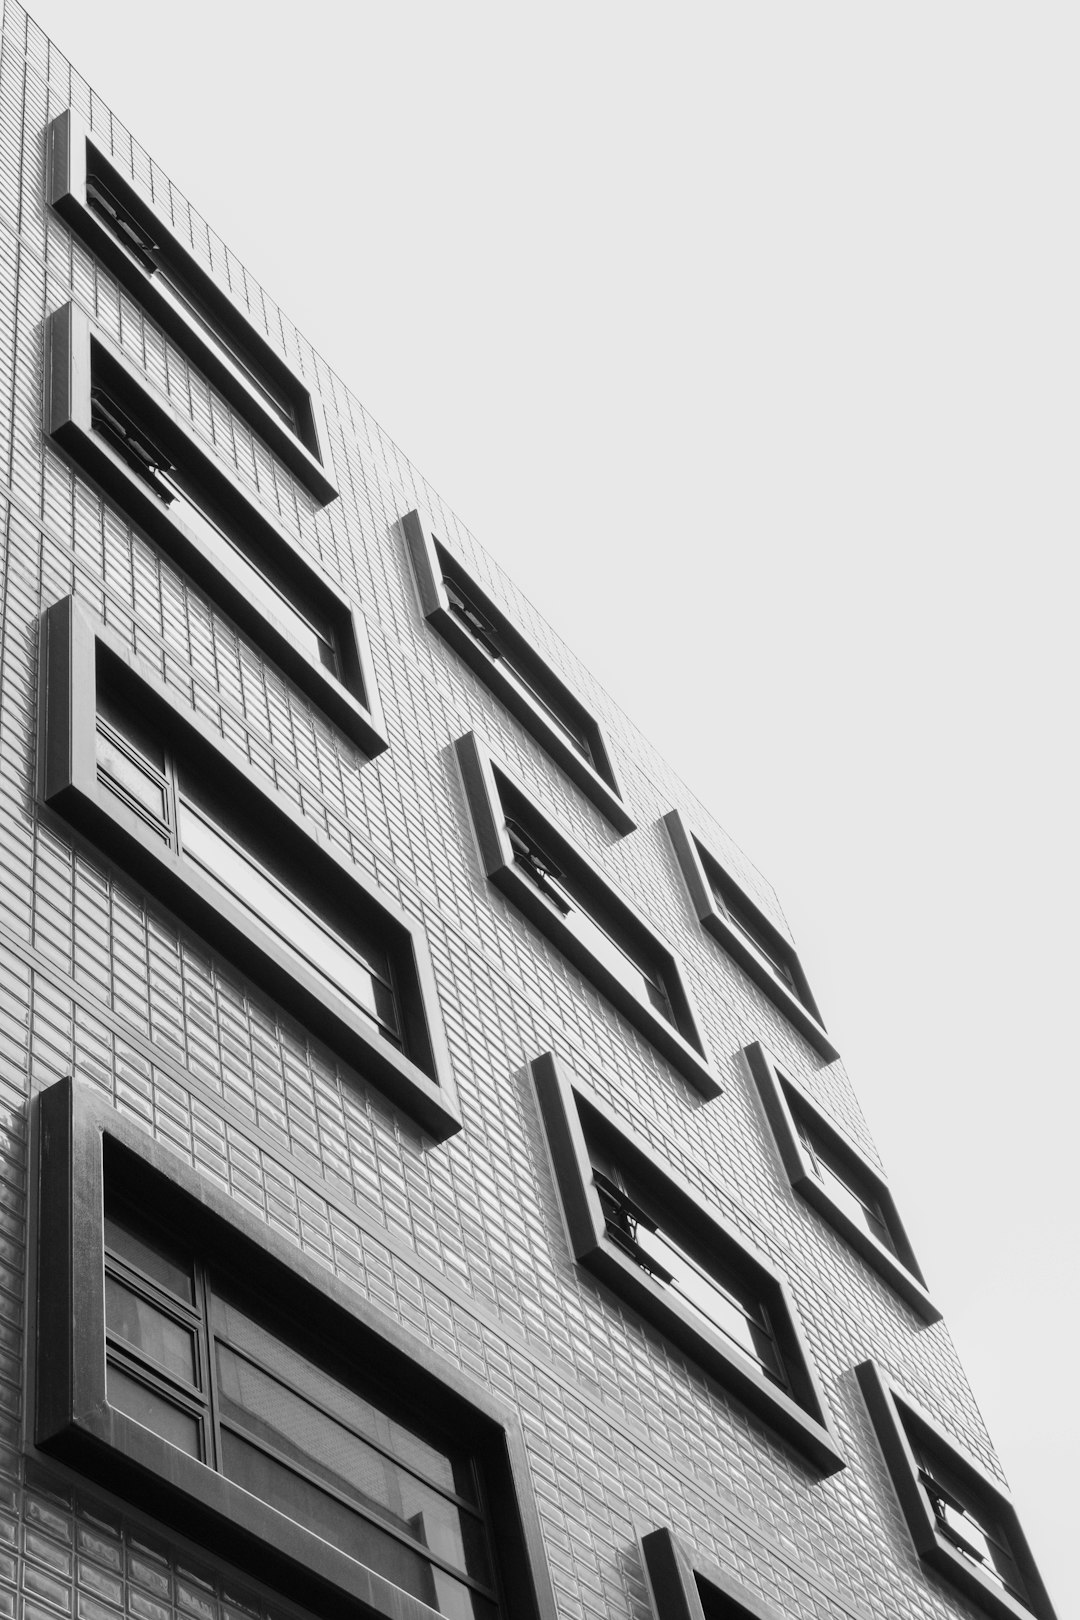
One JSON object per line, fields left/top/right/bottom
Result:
{"left": 35, "top": 1077, "right": 557, "bottom": 1620}
{"left": 40, "top": 596, "right": 459, "bottom": 1140}
{"left": 404, "top": 509, "right": 633, "bottom": 832}
{"left": 640, "top": 1527, "right": 791, "bottom": 1620}
{"left": 456, "top": 732, "right": 717, "bottom": 1098}
{"left": 664, "top": 811, "right": 838, "bottom": 1062}
{"left": 744, "top": 1043, "right": 940, "bottom": 1323}
{"left": 45, "top": 302, "right": 386, "bottom": 757}
{"left": 46, "top": 110, "right": 337, "bottom": 505}
{"left": 530, "top": 1052, "right": 844, "bottom": 1475}
{"left": 855, "top": 1361, "right": 1057, "bottom": 1620}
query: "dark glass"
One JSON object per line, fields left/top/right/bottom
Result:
{"left": 106, "top": 1364, "right": 202, "bottom": 1457}
{"left": 105, "top": 1209, "right": 194, "bottom": 1303}
{"left": 105, "top": 1276, "right": 197, "bottom": 1385}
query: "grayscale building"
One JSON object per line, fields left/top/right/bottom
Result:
{"left": 0, "top": 5, "right": 1057, "bottom": 1620}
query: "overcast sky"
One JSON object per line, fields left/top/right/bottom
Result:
{"left": 22, "top": 3, "right": 1077, "bottom": 1613}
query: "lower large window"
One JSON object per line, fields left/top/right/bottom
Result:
{"left": 530, "top": 1053, "right": 843, "bottom": 1474}
{"left": 40, "top": 596, "right": 458, "bottom": 1140}
{"left": 855, "top": 1361, "right": 1056, "bottom": 1620}
{"left": 37, "top": 1079, "right": 556, "bottom": 1620}
{"left": 640, "top": 1527, "right": 792, "bottom": 1620}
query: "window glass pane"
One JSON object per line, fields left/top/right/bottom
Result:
{"left": 710, "top": 881, "right": 797, "bottom": 992}
{"left": 96, "top": 723, "right": 171, "bottom": 829}
{"left": 178, "top": 799, "right": 400, "bottom": 1044}
{"left": 213, "top": 1294, "right": 475, "bottom": 1501}
{"left": 105, "top": 1209, "right": 194, "bottom": 1303}
{"left": 797, "top": 1122, "right": 894, "bottom": 1251}
{"left": 105, "top": 1275, "right": 198, "bottom": 1386}
{"left": 220, "top": 1429, "right": 493, "bottom": 1619}
{"left": 106, "top": 1363, "right": 202, "bottom": 1458}
{"left": 216, "top": 1345, "right": 490, "bottom": 1585}
{"left": 918, "top": 1455, "right": 1024, "bottom": 1599}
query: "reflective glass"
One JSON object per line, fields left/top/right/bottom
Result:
{"left": 105, "top": 1275, "right": 197, "bottom": 1385}
{"left": 178, "top": 801, "right": 399, "bottom": 1042}
{"left": 105, "top": 1210, "right": 194, "bottom": 1302}
{"left": 106, "top": 1363, "right": 202, "bottom": 1457}
{"left": 96, "top": 725, "right": 170, "bottom": 828}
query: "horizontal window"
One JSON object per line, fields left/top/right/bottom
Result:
{"left": 456, "top": 733, "right": 717, "bottom": 1098}
{"left": 743, "top": 1043, "right": 939, "bottom": 1322}
{"left": 530, "top": 1053, "right": 844, "bottom": 1474}
{"left": 40, "top": 596, "right": 458, "bottom": 1141}
{"left": 47, "top": 110, "right": 336, "bottom": 503}
{"left": 36, "top": 1079, "right": 557, "bottom": 1620}
{"left": 664, "top": 811, "right": 838, "bottom": 1062}
{"left": 640, "top": 1526, "right": 793, "bottom": 1620}
{"left": 403, "top": 510, "right": 633, "bottom": 832}
{"left": 45, "top": 302, "right": 386, "bottom": 755}
{"left": 855, "top": 1361, "right": 1056, "bottom": 1620}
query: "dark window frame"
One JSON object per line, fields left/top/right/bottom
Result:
{"left": 529, "top": 1052, "right": 844, "bottom": 1474}
{"left": 403, "top": 509, "right": 633, "bottom": 833}
{"left": 664, "top": 812, "right": 838, "bottom": 1062}
{"left": 640, "top": 1527, "right": 791, "bottom": 1620}
{"left": 456, "top": 733, "right": 717, "bottom": 1098}
{"left": 855, "top": 1361, "right": 1057, "bottom": 1620}
{"left": 39, "top": 595, "right": 459, "bottom": 1140}
{"left": 47, "top": 109, "right": 337, "bottom": 505}
{"left": 743, "top": 1043, "right": 939, "bottom": 1323}
{"left": 35, "top": 1077, "right": 557, "bottom": 1620}
{"left": 45, "top": 302, "right": 386, "bottom": 756}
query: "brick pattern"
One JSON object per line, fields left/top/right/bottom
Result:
{"left": 0, "top": 5, "right": 1014, "bottom": 1620}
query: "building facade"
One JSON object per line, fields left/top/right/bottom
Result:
{"left": 0, "top": 7, "right": 1057, "bottom": 1620}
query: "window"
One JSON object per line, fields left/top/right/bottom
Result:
{"left": 640, "top": 1527, "right": 793, "bottom": 1620}
{"left": 45, "top": 302, "right": 386, "bottom": 755}
{"left": 40, "top": 596, "right": 458, "bottom": 1140}
{"left": 530, "top": 1052, "right": 843, "bottom": 1473}
{"left": 664, "top": 812, "right": 837, "bottom": 1062}
{"left": 855, "top": 1361, "right": 1056, "bottom": 1620}
{"left": 743, "top": 1043, "right": 938, "bottom": 1322}
{"left": 36, "top": 1079, "right": 557, "bottom": 1620}
{"left": 456, "top": 733, "right": 717, "bottom": 1098}
{"left": 47, "top": 110, "right": 336, "bottom": 503}
{"left": 403, "top": 509, "right": 633, "bottom": 832}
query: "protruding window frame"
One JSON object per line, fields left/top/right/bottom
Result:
{"left": 44, "top": 302, "right": 386, "bottom": 756}
{"left": 529, "top": 1052, "right": 844, "bottom": 1474}
{"left": 664, "top": 811, "right": 837, "bottom": 1061}
{"left": 456, "top": 732, "right": 717, "bottom": 1097}
{"left": 743, "top": 1043, "right": 939, "bottom": 1323}
{"left": 35, "top": 1077, "right": 557, "bottom": 1620}
{"left": 640, "top": 1527, "right": 792, "bottom": 1620}
{"left": 855, "top": 1361, "right": 1058, "bottom": 1620}
{"left": 47, "top": 109, "right": 337, "bottom": 505}
{"left": 40, "top": 596, "right": 458, "bottom": 1140}
{"left": 403, "top": 509, "right": 633, "bottom": 832}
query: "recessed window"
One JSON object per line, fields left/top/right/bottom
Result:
{"left": 664, "top": 811, "right": 837, "bottom": 1062}
{"left": 855, "top": 1360, "right": 1056, "bottom": 1620}
{"left": 743, "top": 1043, "right": 938, "bottom": 1322}
{"left": 403, "top": 509, "right": 633, "bottom": 832}
{"left": 46, "top": 302, "right": 386, "bottom": 755}
{"left": 456, "top": 733, "right": 717, "bottom": 1098}
{"left": 47, "top": 110, "right": 336, "bottom": 503}
{"left": 640, "top": 1526, "right": 793, "bottom": 1620}
{"left": 36, "top": 1079, "right": 557, "bottom": 1620}
{"left": 530, "top": 1052, "right": 843, "bottom": 1474}
{"left": 40, "top": 596, "right": 458, "bottom": 1140}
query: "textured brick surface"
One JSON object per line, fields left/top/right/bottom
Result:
{"left": 0, "top": 4, "right": 1018, "bottom": 1620}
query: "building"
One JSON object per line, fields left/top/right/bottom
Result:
{"left": 0, "top": 5, "right": 1059, "bottom": 1620}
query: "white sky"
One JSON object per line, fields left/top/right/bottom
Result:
{"left": 22, "top": 3, "right": 1077, "bottom": 1613}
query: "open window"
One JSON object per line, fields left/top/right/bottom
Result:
{"left": 664, "top": 812, "right": 837, "bottom": 1062}
{"left": 403, "top": 510, "right": 632, "bottom": 832}
{"left": 36, "top": 1077, "right": 556, "bottom": 1620}
{"left": 456, "top": 733, "right": 716, "bottom": 1097}
{"left": 45, "top": 302, "right": 385, "bottom": 755}
{"left": 46, "top": 110, "right": 336, "bottom": 504}
{"left": 855, "top": 1361, "right": 1057, "bottom": 1620}
{"left": 530, "top": 1053, "right": 843, "bottom": 1474}
{"left": 640, "top": 1527, "right": 792, "bottom": 1620}
{"left": 743, "top": 1044, "right": 939, "bottom": 1322}
{"left": 40, "top": 596, "right": 457, "bottom": 1139}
